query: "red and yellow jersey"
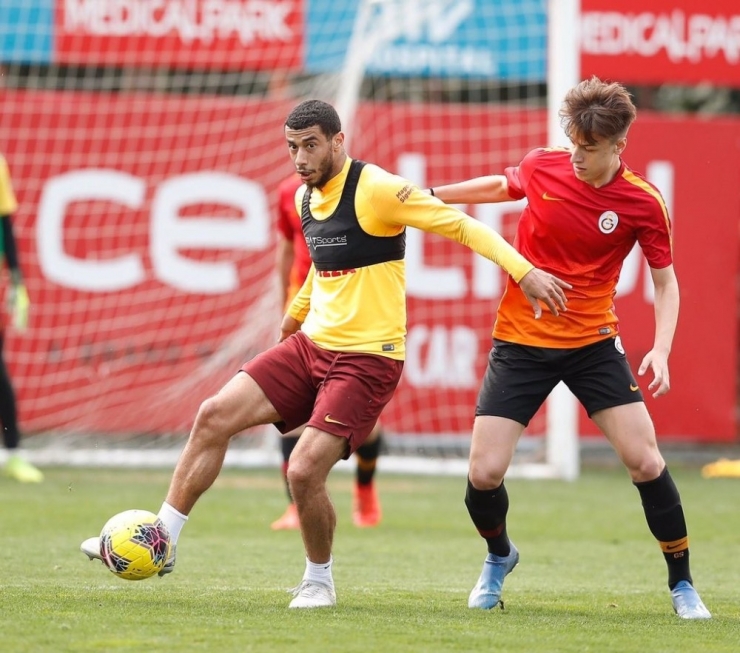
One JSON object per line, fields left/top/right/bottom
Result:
{"left": 288, "top": 157, "right": 534, "bottom": 360}
{"left": 0, "top": 155, "right": 18, "bottom": 216}
{"left": 276, "top": 174, "right": 312, "bottom": 299}
{"left": 495, "top": 147, "right": 672, "bottom": 348}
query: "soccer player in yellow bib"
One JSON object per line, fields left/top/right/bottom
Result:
{"left": 81, "top": 100, "right": 570, "bottom": 608}
{"left": 271, "top": 173, "right": 384, "bottom": 531}
{"left": 0, "top": 154, "right": 42, "bottom": 483}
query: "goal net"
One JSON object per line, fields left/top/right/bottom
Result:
{"left": 1, "top": 0, "right": 579, "bottom": 479}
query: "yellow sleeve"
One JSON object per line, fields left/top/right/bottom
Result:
{"left": 0, "top": 156, "right": 18, "bottom": 216}
{"left": 359, "top": 166, "right": 534, "bottom": 283}
{"left": 287, "top": 264, "right": 314, "bottom": 323}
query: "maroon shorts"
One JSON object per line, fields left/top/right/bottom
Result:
{"left": 241, "top": 331, "right": 403, "bottom": 456}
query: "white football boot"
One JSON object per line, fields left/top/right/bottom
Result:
{"left": 288, "top": 580, "right": 337, "bottom": 608}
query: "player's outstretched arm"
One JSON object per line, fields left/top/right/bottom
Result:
{"left": 386, "top": 184, "right": 571, "bottom": 315}
{"left": 428, "top": 175, "right": 511, "bottom": 204}
{"left": 518, "top": 268, "right": 571, "bottom": 318}
{"left": 637, "top": 264, "right": 679, "bottom": 397}
{"left": 414, "top": 180, "right": 569, "bottom": 318}
{"left": 280, "top": 265, "right": 314, "bottom": 341}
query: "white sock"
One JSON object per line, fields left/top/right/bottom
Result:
{"left": 303, "top": 556, "right": 334, "bottom": 586}
{"left": 157, "top": 502, "right": 188, "bottom": 545}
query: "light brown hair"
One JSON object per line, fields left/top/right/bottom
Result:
{"left": 560, "top": 76, "right": 636, "bottom": 145}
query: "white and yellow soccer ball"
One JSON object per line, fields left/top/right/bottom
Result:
{"left": 99, "top": 509, "right": 171, "bottom": 581}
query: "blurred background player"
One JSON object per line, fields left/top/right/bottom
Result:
{"left": 271, "top": 173, "right": 383, "bottom": 530}
{"left": 0, "top": 153, "right": 41, "bottom": 483}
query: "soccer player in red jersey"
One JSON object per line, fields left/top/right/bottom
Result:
{"left": 272, "top": 173, "right": 384, "bottom": 531}
{"left": 430, "top": 77, "right": 710, "bottom": 619}
{"left": 81, "top": 100, "right": 569, "bottom": 608}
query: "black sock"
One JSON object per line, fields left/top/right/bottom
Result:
{"left": 634, "top": 467, "right": 692, "bottom": 589}
{"left": 280, "top": 435, "right": 300, "bottom": 502}
{"left": 0, "top": 342, "right": 20, "bottom": 450}
{"left": 355, "top": 433, "right": 382, "bottom": 486}
{"left": 464, "top": 477, "right": 510, "bottom": 557}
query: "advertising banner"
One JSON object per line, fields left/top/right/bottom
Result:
{"left": 6, "top": 0, "right": 737, "bottom": 86}
{"left": 581, "top": 0, "right": 740, "bottom": 85}
{"left": 304, "top": 0, "right": 547, "bottom": 80}
{"left": 54, "top": 0, "right": 304, "bottom": 70}
{"left": 1, "top": 91, "right": 737, "bottom": 441}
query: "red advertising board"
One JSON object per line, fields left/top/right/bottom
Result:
{"left": 55, "top": 0, "right": 303, "bottom": 70}
{"left": 0, "top": 91, "right": 737, "bottom": 441}
{"left": 581, "top": 0, "right": 740, "bottom": 85}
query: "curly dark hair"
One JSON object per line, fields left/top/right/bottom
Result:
{"left": 560, "top": 76, "right": 636, "bottom": 145}
{"left": 285, "top": 100, "right": 342, "bottom": 139}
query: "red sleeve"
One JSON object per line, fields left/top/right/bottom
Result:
{"left": 276, "top": 176, "right": 302, "bottom": 240}
{"left": 618, "top": 170, "right": 674, "bottom": 269}
{"left": 504, "top": 149, "right": 543, "bottom": 200}
{"left": 636, "top": 197, "right": 673, "bottom": 269}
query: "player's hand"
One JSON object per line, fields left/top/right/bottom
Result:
{"left": 638, "top": 349, "right": 670, "bottom": 398}
{"left": 518, "top": 268, "right": 571, "bottom": 319}
{"left": 7, "top": 282, "right": 29, "bottom": 330}
{"left": 279, "top": 314, "right": 302, "bottom": 342}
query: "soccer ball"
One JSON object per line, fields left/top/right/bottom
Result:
{"left": 99, "top": 509, "right": 171, "bottom": 581}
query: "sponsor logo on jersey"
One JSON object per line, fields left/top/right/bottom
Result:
{"left": 542, "top": 192, "right": 565, "bottom": 201}
{"left": 315, "top": 268, "right": 356, "bottom": 278}
{"left": 396, "top": 184, "right": 413, "bottom": 203}
{"left": 598, "top": 211, "right": 619, "bottom": 234}
{"left": 306, "top": 235, "right": 348, "bottom": 249}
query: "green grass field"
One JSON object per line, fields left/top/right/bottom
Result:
{"left": 1, "top": 464, "right": 737, "bottom": 653}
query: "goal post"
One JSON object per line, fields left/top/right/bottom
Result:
{"left": 543, "top": 0, "right": 582, "bottom": 481}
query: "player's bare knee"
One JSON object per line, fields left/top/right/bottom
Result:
{"left": 286, "top": 459, "right": 315, "bottom": 496}
{"left": 191, "top": 396, "right": 229, "bottom": 443}
{"left": 626, "top": 454, "right": 666, "bottom": 483}
{"left": 468, "top": 459, "right": 505, "bottom": 489}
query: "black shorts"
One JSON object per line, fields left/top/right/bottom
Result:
{"left": 476, "top": 336, "right": 644, "bottom": 427}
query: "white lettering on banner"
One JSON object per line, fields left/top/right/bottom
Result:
{"left": 36, "top": 169, "right": 270, "bottom": 293}
{"left": 63, "top": 0, "right": 293, "bottom": 45}
{"left": 151, "top": 172, "right": 269, "bottom": 293}
{"left": 38, "top": 170, "right": 147, "bottom": 291}
{"left": 372, "top": 46, "right": 495, "bottom": 76}
{"left": 375, "top": 0, "right": 473, "bottom": 44}
{"left": 406, "top": 228, "right": 465, "bottom": 299}
{"left": 405, "top": 325, "right": 478, "bottom": 388}
{"left": 581, "top": 11, "right": 740, "bottom": 64}
{"left": 366, "top": 0, "right": 497, "bottom": 75}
